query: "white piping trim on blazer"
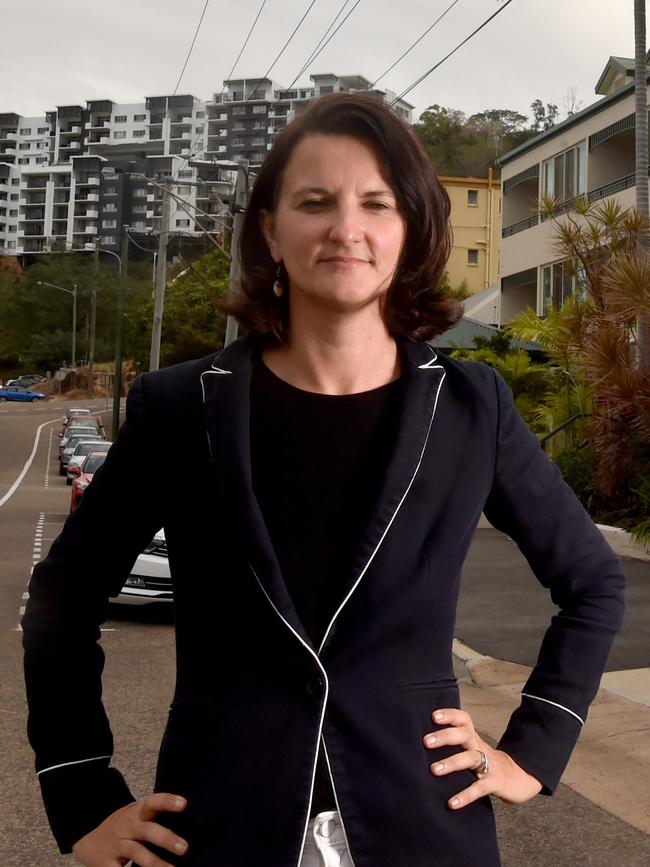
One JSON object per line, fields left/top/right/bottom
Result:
{"left": 247, "top": 564, "right": 355, "bottom": 867}
{"left": 37, "top": 754, "right": 112, "bottom": 776}
{"left": 521, "top": 693, "right": 585, "bottom": 726}
{"left": 317, "top": 344, "right": 445, "bottom": 657}
{"left": 200, "top": 351, "right": 232, "bottom": 457}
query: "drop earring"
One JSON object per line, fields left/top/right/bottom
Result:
{"left": 273, "top": 261, "right": 284, "bottom": 297}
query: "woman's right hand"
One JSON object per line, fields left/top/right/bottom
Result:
{"left": 71, "top": 792, "right": 189, "bottom": 866}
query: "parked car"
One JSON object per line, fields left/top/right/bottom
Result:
{"left": 66, "top": 440, "right": 112, "bottom": 483}
{"left": 0, "top": 385, "right": 47, "bottom": 403}
{"left": 70, "top": 452, "right": 107, "bottom": 511}
{"left": 63, "top": 407, "right": 92, "bottom": 425}
{"left": 5, "top": 374, "right": 47, "bottom": 387}
{"left": 109, "top": 529, "right": 173, "bottom": 606}
{"left": 59, "top": 425, "right": 105, "bottom": 456}
{"left": 61, "top": 414, "right": 105, "bottom": 435}
{"left": 59, "top": 433, "right": 105, "bottom": 475}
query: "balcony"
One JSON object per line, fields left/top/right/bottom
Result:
{"left": 75, "top": 209, "right": 98, "bottom": 218}
{"left": 502, "top": 214, "right": 540, "bottom": 238}
{"left": 76, "top": 176, "right": 100, "bottom": 186}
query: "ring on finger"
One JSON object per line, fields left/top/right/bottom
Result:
{"left": 471, "top": 749, "right": 490, "bottom": 778}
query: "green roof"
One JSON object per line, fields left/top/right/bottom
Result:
{"left": 430, "top": 317, "right": 542, "bottom": 352}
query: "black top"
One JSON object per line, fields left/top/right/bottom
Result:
{"left": 250, "top": 352, "right": 403, "bottom": 817}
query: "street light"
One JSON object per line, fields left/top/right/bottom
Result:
{"left": 36, "top": 280, "right": 77, "bottom": 369}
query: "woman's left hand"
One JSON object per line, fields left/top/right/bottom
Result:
{"left": 423, "top": 707, "right": 543, "bottom": 809}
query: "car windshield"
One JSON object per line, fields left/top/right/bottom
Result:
{"left": 66, "top": 427, "right": 97, "bottom": 438}
{"left": 73, "top": 440, "right": 110, "bottom": 456}
{"left": 67, "top": 436, "right": 102, "bottom": 450}
{"left": 67, "top": 409, "right": 91, "bottom": 416}
{"left": 83, "top": 454, "right": 107, "bottom": 474}
{"left": 68, "top": 419, "right": 98, "bottom": 428}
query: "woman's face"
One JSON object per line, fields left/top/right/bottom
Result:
{"left": 260, "top": 134, "right": 407, "bottom": 317}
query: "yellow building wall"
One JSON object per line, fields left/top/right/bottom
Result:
{"left": 439, "top": 175, "right": 502, "bottom": 295}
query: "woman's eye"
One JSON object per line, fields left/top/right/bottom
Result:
{"left": 366, "top": 201, "right": 390, "bottom": 210}
{"left": 301, "top": 199, "right": 327, "bottom": 208}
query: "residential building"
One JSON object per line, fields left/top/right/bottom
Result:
{"left": 494, "top": 54, "right": 650, "bottom": 325}
{"left": 439, "top": 173, "right": 501, "bottom": 296}
{"left": 0, "top": 74, "right": 412, "bottom": 259}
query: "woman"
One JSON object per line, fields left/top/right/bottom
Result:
{"left": 23, "top": 93, "right": 626, "bottom": 867}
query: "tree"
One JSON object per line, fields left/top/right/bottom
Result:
{"left": 529, "top": 99, "right": 559, "bottom": 132}
{"left": 562, "top": 86, "right": 583, "bottom": 119}
{"left": 505, "top": 198, "right": 650, "bottom": 541}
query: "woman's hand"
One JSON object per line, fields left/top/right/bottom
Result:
{"left": 71, "top": 793, "right": 189, "bottom": 866}
{"left": 423, "top": 708, "right": 543, "bottom": 810}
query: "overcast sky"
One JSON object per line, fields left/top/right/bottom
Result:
{"left": 0, "top": 0, "right": 641, "bottom": 123}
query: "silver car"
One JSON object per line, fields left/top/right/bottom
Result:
{"left": 59, "top": 433, "right": 105, "bottom": 475}
{"left": 109, "top": 529, "right": 172, "bottom": 606}
{"left": 66, "top": 440, "right": 113, "bottom": 484}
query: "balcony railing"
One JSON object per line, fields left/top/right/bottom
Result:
{"left": 502, "top": 213, "right": 540, "bottom": 238}
{"left": 587, "top": 172, "right": 639, "bottom": 202}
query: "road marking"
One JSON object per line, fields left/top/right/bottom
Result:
{"left": 44, "top": 427, "right": 54, "bottom": 488}
{"left": 0, "top": 418, "right": 60, "bottom": 509}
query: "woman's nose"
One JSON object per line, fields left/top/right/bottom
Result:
{"left": 328, "top": 206, "right": 364, "bottom": 243}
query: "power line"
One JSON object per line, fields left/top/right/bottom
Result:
{"left": 246, "top": 0, "right": 320, "bottom": 104}
{"left": 368, "top": 0, "right": 462, "bottom": 89}
{"left": 391, "top": 0, "right": 516, "bottom": 105}
{"left": 218, "top": 0, "right": 269, "bottom": 101}
{"left": 172, "top": 0, "right": 212, "bottom": 96}
{"left": 269, "top": 0, "right": 363, "bottom": 112}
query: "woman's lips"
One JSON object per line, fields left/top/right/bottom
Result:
{"left": 320, "top": 257, "right": 369, "bottom": 266}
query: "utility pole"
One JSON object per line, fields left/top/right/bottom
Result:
{"left": 634, "top": 0, "right": 650, "bottom": 370}
{"left": 150, "top": 177, "right": 172, "bottom": 371}
{"left": 225, "top": 160, "right": 248, "bottom": 347}
{"left": 71, "top": 283, "right": 77, "bottom": 370}
{"left": 87, "top": 238, "right": 99, "bottom": 398}
{"left": 112, "top": 224, "right": 129, "bottom": 442}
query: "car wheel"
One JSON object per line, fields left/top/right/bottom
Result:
{"left": 0, "top": 397, "right": 6, "bottom": 402}
{"left": 66, "top": 477, "right": 72, "bottom": 485}
{"left": 59, "top": 464, "right": 66, "bottom": 476}
{"left": 30, "top": 396, "right": 37, "bottom": 402}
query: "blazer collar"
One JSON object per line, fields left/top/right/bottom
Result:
{"left": 201, "top": 334, "right": 446, "bottom": 654}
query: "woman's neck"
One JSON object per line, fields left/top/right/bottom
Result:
{"left": 261, "top": 320, "right": 401, "bottom": 396}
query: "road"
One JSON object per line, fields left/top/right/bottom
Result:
{"left": 1, "top": 398, "right": 647, "bottom": 865}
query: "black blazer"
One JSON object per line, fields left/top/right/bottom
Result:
{"left": 22, "top": 334, "right": 626, "bottom": 867}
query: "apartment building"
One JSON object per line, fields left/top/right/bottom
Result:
{"left": 438, "top": 174, "right": 501, "bottom": 296}
{"left": 0, "top": 74, "right": 412, "bottom": 259}
{"left": 496, "top": 54, "right": 650, "bottom": 325}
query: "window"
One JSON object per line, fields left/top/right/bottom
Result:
{"left": 252, "top": 105, "right": 266, "bottom": 114}
{"left": 103, "top": 235, "right": 116, "bottom": 245}
{"left": 175, "top": 218, "right": 190, "bottom": 227}
{"left": 132, "top": 188, "right": 147, "bottom": 197}
{"left": 232, "top": 107, "right": 246, "bottom": 115}
{"left": 38, "top": 126, "right": 49, "bottom": 134}
{"left": 177, "top": 185, "right": 190, "bottom": 195}
{"left": 9, "top": 223, "right": 17, "bottom": 230}
{"left": 541, "top": 261, "right": 580, "bottom": 309}
{"left": 132, "top": 203, "right": 147, "bottom": 212}
{"left": 10, "top": 194, "right": 19, "bottom": 201}
{"left": 319, "top": 86, "right": 334, "bottom": 95}
{"left": 18, "top": 158, "right": 29, "bottom": 164}
{"left": 113, "top": 115, "right": 127, "bottom": 123}
{"left": 102, "top": 219, "right": 117, "bottom": 228}
{"left": 11, "top": 178, "right": 20, "bottom": 185}
{"left": 113, "top": 131, "right": 127, "bottom": 139}
{"left": 467, "top": 249, "right": 479, "bottom": 266}
{"left": 195, "top": 126, "right": 203, "bottom": 134}
{"left": 195, "top": 111, "right": 205, "bottom": 119}
{"left": 20, "top": 127, "right": 31, "bottom": 135}
{"left": 133, "top": 130, "right": 146, "bottom": 138}
{"left": 36, "top": 157, "right": 48, "bottom": 164}
{"left": 10, "top": 209, "right": 18, "bottom": 216}
{"left": 104, "top": 184, "right": 118, "bottom": 195}
{"left": 467, "top": 189, "right": 479, "bottom": 206}
{"left": 8, "top": 240, "right": 16, "bottom": 248}
{"left": 104, "top": 203, "right": 117, "bottom": 212}
{"left": 19, "top": 143, "right": 30, "bottom": 150}
{"left": 37, "top": 141, "right": 48, "bottom": 149}
{"left": 133, "top": 114, "right": 146, "bottom": 122}
{"left": 178, "top": 169, "right": 193, "bottom": 178}
{"left": 542, "top": 141, "right": 586, "bottom": 202}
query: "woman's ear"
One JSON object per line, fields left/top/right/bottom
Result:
{"left": 259, "top": 209, "right": 280, "bottom": 261}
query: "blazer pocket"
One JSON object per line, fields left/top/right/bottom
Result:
{"left": 396, "top": 676, "right": 458, "bottom": 691}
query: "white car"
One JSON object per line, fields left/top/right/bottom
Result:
{"left": 109, "top": 529, "right": 172, "bottom": 606}
{"left": 59, "top": 433, "right": 105, "bottom": 475}
{"left": 66, "top": 440, "right": 113, "bottom": 484}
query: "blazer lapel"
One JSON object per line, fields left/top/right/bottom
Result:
{"left": 317, "top": 338, "right": 447, "bottom": 654}
{"left": 201, "top": 334, "right": 313, "bottom": 649}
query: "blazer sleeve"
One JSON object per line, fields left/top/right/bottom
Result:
{"left": 22, "top": 373, "right": 166, "bottom": 853}
{"left": 482, "top": 367, "right": 626, "bottom": 795}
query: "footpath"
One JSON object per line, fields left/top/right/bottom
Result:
{"left": 455, "top": 526, "right": 650, "bottom": 867}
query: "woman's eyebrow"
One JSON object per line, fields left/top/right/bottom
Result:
{"left": 290, "top": 186, "right": 395, "bottom": 198}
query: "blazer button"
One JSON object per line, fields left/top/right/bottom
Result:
{"left": 306, "top": 676, "right": 324, "bottom": 696}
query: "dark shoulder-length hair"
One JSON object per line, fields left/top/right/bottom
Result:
{"left": 219, "top": 91, "right": 463, "bottom": 343}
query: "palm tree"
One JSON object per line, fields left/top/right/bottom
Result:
{"left": 634, "top": 0, "right": 650, "bottom": 370}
